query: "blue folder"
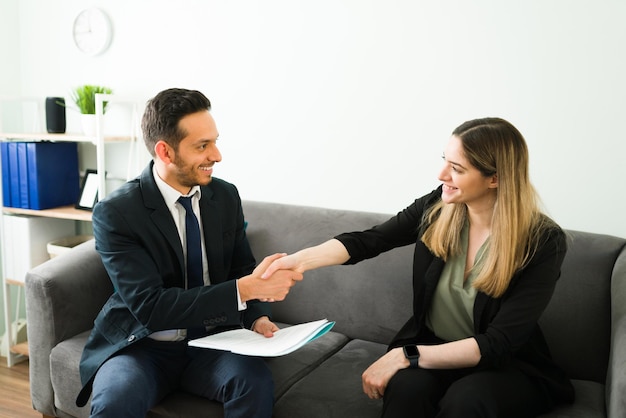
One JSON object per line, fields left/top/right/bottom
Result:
{"left": 1, "top": 142, "right": 11, "bottom": 207}
{"left": 17, "top": 143, "right": 30, "bottom": 208}
{"left": 26, "top": 142, "right": 79, "bottom": 210}
{"left": 8, "top": 142, "right": 20, "bottom": 208}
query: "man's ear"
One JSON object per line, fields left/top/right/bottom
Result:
{"left": 155, "top": 140, "right": 174, "bottom": 164}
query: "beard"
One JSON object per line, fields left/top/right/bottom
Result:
{"left": 172, "top": 154, "right": 213, "bottom": 188}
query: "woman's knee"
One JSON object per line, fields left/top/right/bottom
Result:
{"left": 382, "top": 369, "right": 440, "bottom": 418}
{"left": 437, "top": 369, "right": 545, "bottom": 418}
{"left": 438, "top": 383, "right": 495, "bottom": 418}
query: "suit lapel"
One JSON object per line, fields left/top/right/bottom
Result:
{"left": 140, "top": 163, "right": 186, "bottom": 279}
{"left": 199, "top": 187, "right": 225, "bottom": 283}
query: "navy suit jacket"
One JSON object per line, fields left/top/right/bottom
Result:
{"left": 76, "top": 162, "right": 269, "bottom": 406}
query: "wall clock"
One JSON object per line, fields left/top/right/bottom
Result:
{"left": 72, "top": 8, "right": 113, "bottom": 56}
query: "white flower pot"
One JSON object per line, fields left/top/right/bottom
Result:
{"left": 80, "top": 114, "right": 97, "bottom": 137}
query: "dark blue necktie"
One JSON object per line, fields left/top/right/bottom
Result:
{"left": 178, "top": 196, "right": 204, "bottom": 289}
{"left": 179, "top": 195, "right": 206, "bottom": 339}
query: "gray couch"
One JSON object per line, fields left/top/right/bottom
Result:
{"left": 25, "top": 200, "right": 626, "bottom": 418}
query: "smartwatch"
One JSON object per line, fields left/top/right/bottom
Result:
{"left": 403, "top": 344, "right": 420, "bottom": 368}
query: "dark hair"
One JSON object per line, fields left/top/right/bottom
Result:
{"left": 141, "top": 88, "right": 211, "bottom": 157}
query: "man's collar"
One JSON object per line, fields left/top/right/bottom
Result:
{"left": 152, "top": 164, "right": 202, "bottom": 208}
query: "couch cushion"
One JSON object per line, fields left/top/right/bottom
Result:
{"left": 50, "top": 327, "right": 349, "bottom": 418}
{"left": 274, "top": 339, "right": 386, "bottom": 418}
{"left": 266, "top": 324, "right": 349, "bottom": 398}
{"left": 538, "top": 380, "right": 606, "bottom": 417}
{"left": 50, "top": 330, "right": 91, "bottom": 418}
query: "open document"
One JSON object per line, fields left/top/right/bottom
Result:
{"left": 188, "top": 318, "right": 335, "bottom": 357}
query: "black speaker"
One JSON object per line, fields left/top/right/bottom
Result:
{"left": 45, "top": 97, "right": 66, "bottom": 133}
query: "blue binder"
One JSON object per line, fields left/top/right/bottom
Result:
{"left": 17, "top": 142, "right": 30, "bottom": 208}
{"left": 1, "top": 142, "right": 11, "bottom": 207}
{"left": 26, "top": 142, "right": 80, "bottom": 210}
{"left": 8, "top": 142, "right": 20, "bottom": 208}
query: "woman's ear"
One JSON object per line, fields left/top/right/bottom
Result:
{"left": 489, "top": 174, "right": 498, "bottom": 189}
{"left": 154, "top": 140, "right": 174, "bottom": 164}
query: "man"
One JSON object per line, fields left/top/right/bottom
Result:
{"left": 76, "top": 88, "right": 302, "bottom": 417}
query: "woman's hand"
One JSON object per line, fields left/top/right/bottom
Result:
{"left": 260, "top": 253, "right": 304, "bottom": 279}
{"left": 362, "top": 347, "right": 408, "bottom": 400}
{"left": 261, "top": 239, "right": 350, "bottom": 279}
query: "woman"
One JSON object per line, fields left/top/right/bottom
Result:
{"left": 263, "top": 117, "right": 574, "bottom": 417}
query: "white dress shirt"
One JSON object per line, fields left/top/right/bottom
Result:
{"left": 149, "top": 165, "right": 246, "bottom": 341}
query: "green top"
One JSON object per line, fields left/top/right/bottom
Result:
{"left": 425, "top": 222, "right": 488, "bottom": 342}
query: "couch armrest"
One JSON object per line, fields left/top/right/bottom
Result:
{"left": 607, "top": 244, "right": 626, "bottom": 418}
{"left": 25, "top": 239, "right": 112, "bottom": 417}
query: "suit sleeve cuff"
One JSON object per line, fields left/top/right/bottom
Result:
{"left": 236, "top": 279, "right": 247, "bottom": 311}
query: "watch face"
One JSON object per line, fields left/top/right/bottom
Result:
{"left": 404, "top": 344, "right": 419, "bottom": 358}
{"left": 73, "top": 8, "right": 112, "bottom": 56}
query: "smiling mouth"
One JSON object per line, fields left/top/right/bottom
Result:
{"left": 442, "top": 184, "right": 457, "bottom": 191}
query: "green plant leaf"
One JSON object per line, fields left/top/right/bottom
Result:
{"left": 70, "top": 85, "right": 113, "bottom": 114}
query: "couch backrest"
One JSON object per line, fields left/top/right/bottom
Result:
{"left": 539, "top": 230, "right": 626, "bottom": 383}
{"left": 243, "top": 201, "right": 626, "bottom": 384}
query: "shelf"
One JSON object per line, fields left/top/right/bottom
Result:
{"left": 9, "top": 342, "right": 29, "bottom": 357}
{"left": 0, "top": 132, "right": 131, "bottom": 143}
{"left": 2, "top": 205, "right": 92, "bottom": 222}
{"left": 5, "top": 278, "right": 25, "bottom": 287}
{"left": 1, "top": 94, "right": 140, "bottom": 367}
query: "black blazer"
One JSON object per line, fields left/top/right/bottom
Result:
{"left": 335, "top": 186, "right": 574, "bottom": 404}
{"left": 77, "top": 162, "right": 269, "bottom": 406}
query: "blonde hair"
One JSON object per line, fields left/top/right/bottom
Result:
{"left": 421, "top": 118, "right": 551, "bottom": 297}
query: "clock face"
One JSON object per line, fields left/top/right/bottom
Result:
{"left": 73, "top": 8, "right": 112, "bottom": 56}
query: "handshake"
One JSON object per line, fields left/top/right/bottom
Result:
{"left": 237, "top": 239, "right": 347, "bottom": 303}
{"left": 237, "top": 252, "right": 304, "bottom": 303}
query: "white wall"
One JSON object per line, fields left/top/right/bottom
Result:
{"left": 0, "top": 0, "right": 21, "bottom": 340}
{"left": 4, "top": 0, "right": 626, "bottom": 240}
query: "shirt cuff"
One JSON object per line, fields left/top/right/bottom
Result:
{"left": 236, "top": 279, "right": 247, "bottom": 311}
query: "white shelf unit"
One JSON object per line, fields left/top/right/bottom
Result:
{"left": 0, "top": 94, "right": 143, "bottom": 366}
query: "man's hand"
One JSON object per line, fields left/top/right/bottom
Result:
{"left": 252, "top": 316, "right": 279, "bottom": 338}
{"left": 238, "top": 253, "right": 303, "bottom": 303}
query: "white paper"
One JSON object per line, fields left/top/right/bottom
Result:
{"left": 188, "top": 318, "right": 335, "bottom": 357}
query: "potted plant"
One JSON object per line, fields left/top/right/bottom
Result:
{"left": 70, "top": 85, "right": 113, "bottom": 136}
